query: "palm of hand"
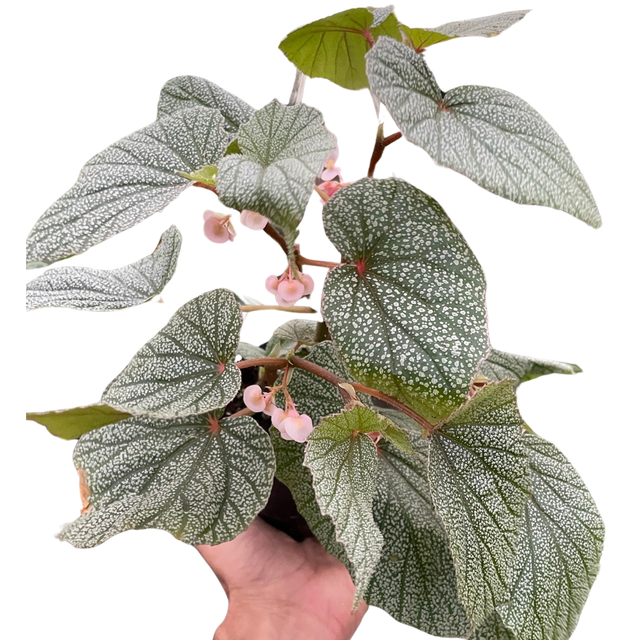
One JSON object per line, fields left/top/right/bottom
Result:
{"left": 197, "top": 518, "right": 367, "bottom": 640}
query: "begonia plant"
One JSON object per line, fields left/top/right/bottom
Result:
{"left": 25, "top": 6, "right": 603, "bottom": 640}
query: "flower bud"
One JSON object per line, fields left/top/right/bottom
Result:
{"left": 300, "top": 274, "right": 314, "bottom": 295}
{"left": 278, "top": 278, "right": 305, "bottom": 303}
{"left": 265, "top": 275, "right": 280, "bottom": 295}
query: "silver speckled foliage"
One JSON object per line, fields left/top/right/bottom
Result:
{"left": 366, "top": 37, "right": 601, "bottom": 227}
{"left": 26, "top": 226, "right": 181, "bottom": 311}
{"left": 60, "top": 414, "right": 275, "bottom": 547}
{"left": 102, "top": 289, "right": 242, "bottom": 417}
{"left": 26, "top": 106, "right": 232, "bottom": 268}
{"left": 322, "top": 177, "right": 488, "bottom": 423}
{"left": 27, "top": 8, "right": 604, "bottom": 640}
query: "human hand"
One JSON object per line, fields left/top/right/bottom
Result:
{"left": 197, "top": 517, "right": 367, "bottom": 640}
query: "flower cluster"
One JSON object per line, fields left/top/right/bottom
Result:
{"left": 265, "top": 269, "right": 314, "bottom": 307}
{"left": 243, "top": 385, "right": 314, "bottom": 442}
{"left": 203, "top": 209, "right": 268, "bottom": 244}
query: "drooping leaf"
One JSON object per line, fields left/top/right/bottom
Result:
{"left": 366, "top": 37, "right": 601, "bottom": 227}
{"left": 26, "top": 226, "right": 181, "bottom": 311}
{"left": 428, "top": 381, "right": 529, "bottom": 625}
{"left": 26, "top": 404, "right": 131, "bottom": 440}
{"left": 156, "top": 75, "right": 255, "bottom": 133}
{"left": 480, "top": 349, "right": 582, "bottom": 386}
{"left": 102, "top": 289, "right": 242, "bottom": 417}
{"left": 304, "top": 409, "right": 382, "bottom": 603}
{"left": 495, "top": 433, "right": 604, "bottom": 640}
{"left": 273, "top": 341, "right": 371, "bottom": 425}
{"left": 217, "top": 100, "right": 336, "bottom": 236}
{"left": 236, "top": 342, "right": 267, "bottom": 360}
{"left": 265, "top": 319, "right": 319, "bottom": 355}
{"left": 368, "top": 430, "right": 471, "bottom": 637}
{"left": 279, "top": 7, "right": 402, "bottom": 90}
{"left": 26, "top": 107, "right": 232, "bottom": 268}
{"left": 322, "top": 177, "right": 488, "bottom": 423}
{"left": 59, "top": 414, "right": 274, "bottom": 547}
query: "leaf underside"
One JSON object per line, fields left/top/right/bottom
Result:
{"left": 481, "top": 349, "right": 582, "bottom": 386}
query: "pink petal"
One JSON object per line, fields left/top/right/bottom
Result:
{"left": 265, "top": 275, "right": 280, "bottom": 295}
{"left": 277, "top": 278, "right": 305, "bottom": 303}
{"left": 282, "top": 414, "right": 314, "bottom": 443}
{"left": 243, "top": 385, "right": 266, "bottom": 412}
{"left": 275, "top": 292, "right": 295, "bottom": 308}
{"left": 300, "top": 274, "right": 314, "bottom": 295}
{"left": 321, "top": 167, "right": 342, "bottom": 181}
{"left": 240, "top": 209, "right": 268, "bottom": 230}
{"left": 204, "top": 219, "right": 231, "bottom": 244}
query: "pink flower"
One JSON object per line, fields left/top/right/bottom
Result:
{"left": 321, "top": 148, "right": 342, "bottom": 181}
{"left": 243, "top": 385, "right": 266, "bottom": 412}
{"left": 317, "top": 181, "right": 350, "bottom": 203}
{"left": 265, "top": 271, "right": 312, "bottom": 306}
{"left": 282, "top": 413, "right": 314, "bottom": 443}
{"left": 273, "top": 407, "right": 301, "bottom": 441}
{"left": 203, "top": 210, "right": 235, "bottom": 244}
{"left": 240, "top": 209, "right": 268, "bottom": 230}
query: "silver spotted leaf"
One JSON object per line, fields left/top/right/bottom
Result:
{"left": 495, "top": 433, "right": 604, "bottom": 640}
{"left": 367, "top": 430, "right": 470, "bottom": 636}
{"left": 266, "top": 319, "right": 319, "bottom": 355}
{"left": 424, "top": 7, "right": 536, "bottom": 40}
{"left": 236, "top": 342, "right": 267, "bottom": 360}
{"left": 304, "top": 409, "right": 382, "bottom": 605}
{"left": 26, "top": 107, "right": 232, "bottom": 268}
{"left": 156, "top": 75, "right": 255, "bottom": 133}
{"left": 480, "top": 349, "right": 582, "bottom": 386}
{"left": 471, "top": 613, "right": 517, "bottom": 640}
{"left": 26, "top": 226, "right": 181, "bottom": 311}
{"left": 102, "top": 289, "right": 242, "bottom": 417}
{"left": 59, "top": 414, "right": 274, "bottom": 547}
{"left": 322, "top": 178, "right": 488, "bottom": 423}
{"left": 370, "top": 5, "right": 395, "bottom": 28}
{"left": 428, "top": 381, "right": 529, "bottom": 625}
{"left": 273, "top": 341, "right": 372, "bottom": 425}
{"left": 217, "top": 100, "right": 337, "bottom": 234}
{"left": 366, "top": 38, "right": 601, "bottom": 227}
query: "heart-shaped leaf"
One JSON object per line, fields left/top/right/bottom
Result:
{"left": 368, "top": 430, "right": 470, "bottom": 637}
{"left": 322, "top": 178, "right": 488, "bottom": 423}
{"left": 366, "top": 37, "right": 601, "bottom": 227}
{"left": 304, "top": 408, "right": 383, "bottom": 604}
{"left": 26, "top": 226, "right": 181, "bottom": 311}
{"left": 481, "top": 349, "right": 582, "bottom": 386}
{"left": 157, "top": 76, "right": 255, "bottom": 133}
{"left": 102, "top": 289, "right": 242, "bottom": 417}
{"left": 279, "top": 7, "right": 402, "bottom": 90}
{"left": 26, "top": 107, "right": 232, "bottom": 268}
{"left": 26, "top": 404, "right": 131, "bottom": 440}
{"left": 428, "top": 381, "right": 529, "bottom": 625}
{"left": 217, "top": 100, "right": 336, "bottom": 236}
{"left": 59, "top": 414, "right": 275, "bottom": 547}
{"left": 495, "top": 433, "right": 604, "bottom": 640}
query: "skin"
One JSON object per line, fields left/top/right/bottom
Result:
{"left": 197, "top": 518, "right": 367, "bottom": 640}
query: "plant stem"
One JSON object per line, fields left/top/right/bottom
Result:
{"left": 263, "top": 222, "right": 290, "bottom": 256}
{"left": 193, "top": 181, "right": 218, "bottom": 194}
{"left": 297, "top": 256, "right": 340, "bottom": 269}
{"left": 288, "top": 68, "right": 307, "bottom": 106}
{"left": 240, "top": 305, "right": 317, "bottom": 314}
{"left": 236, "top": 356, "right": 435, "bottom": 434}
{"left": 367, "top": 125, "right": 402, "bottom": 178}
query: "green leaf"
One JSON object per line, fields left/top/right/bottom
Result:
{"left": 157, "top": 75, "right": 255, "bottom": 133}
{"left": 217, "top": 100, "right": 336, "bottom": 235}
{"left": 305, "top": 411, "right": 382, "bottom": 604}
{"left": 279, "top": 7, "right": 402, "bottom": 90}
{"left": 368, "top": 430, "right": 471, "bottom": 637}
{"left": 26, "top": 404, "right": 131, "bottom": 440}
{"left": 366, "top": 38, "right": 601, "bottom": 227}
{"left": 428, "top": 381, "right": 529, "bottom": 625}
{"left": 236, "top": 342, "right": 267, "bottom": 360}
{"left": 102, "top": 289, "right": 242, "bottom": 417}
{"left": 322, "top": 177, "right": 488, "bottom": 423}
{"left": 59, "top": 414, "right": 275, "bottom": 547}
{"left": 26, "top": 107, "right": 232, "bottom": 268}
{"left": 179, "top": 165, "right": 218, "bottom": 186}
{"left": 26, "top": 226, "right": 181, "bottom": 311}
{"left": 496, "top": 433, "right": 604, "bottom": 640}
{"left": 481, "top": 349, "right": 582, "bottom": 386}
{"left": 400, "top": 24, "right": 458, "bottom": 53}
{"left": 265, "top": 319, "right": 319, "bottom": 355}
{"left": 274, "top": 341, "right": 371, "bottom": 425}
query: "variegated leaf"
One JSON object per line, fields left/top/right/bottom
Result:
{"left": 156, "top": 75, "right": 255, "bottom": 132}
{"left": 322, "top": 178, "right": 488, "bottom": 423}
{"left": 26, "top": 107, "right": 232, "bottom": 268}
{"left": 102, "top": 289, "right": 242, "bottom": 417}
{"left": 236, "top": 342, "right": 267, "bottom": 360}
{"left": 59, "top": 414, "right": 274, "bottom": 547}
{"left": 428, "top": 381, "right": 529, "bottom": 625}
{"left": 26, "top": 226, "right": 181, "bottom": 311}
{"left": 366, "top": 37, "right": 601, "bottom": 227}
{"left": 304, "top": 409, "right": 382, "bottom": 604}
{"left": 480, "top": 349, "right": 582, "bottom": 386}
{"left": 217, "top": 100, "right": 336, "bottom": 235}
{"left": 265, "top": 319, "right": 319, "bottom": 355}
